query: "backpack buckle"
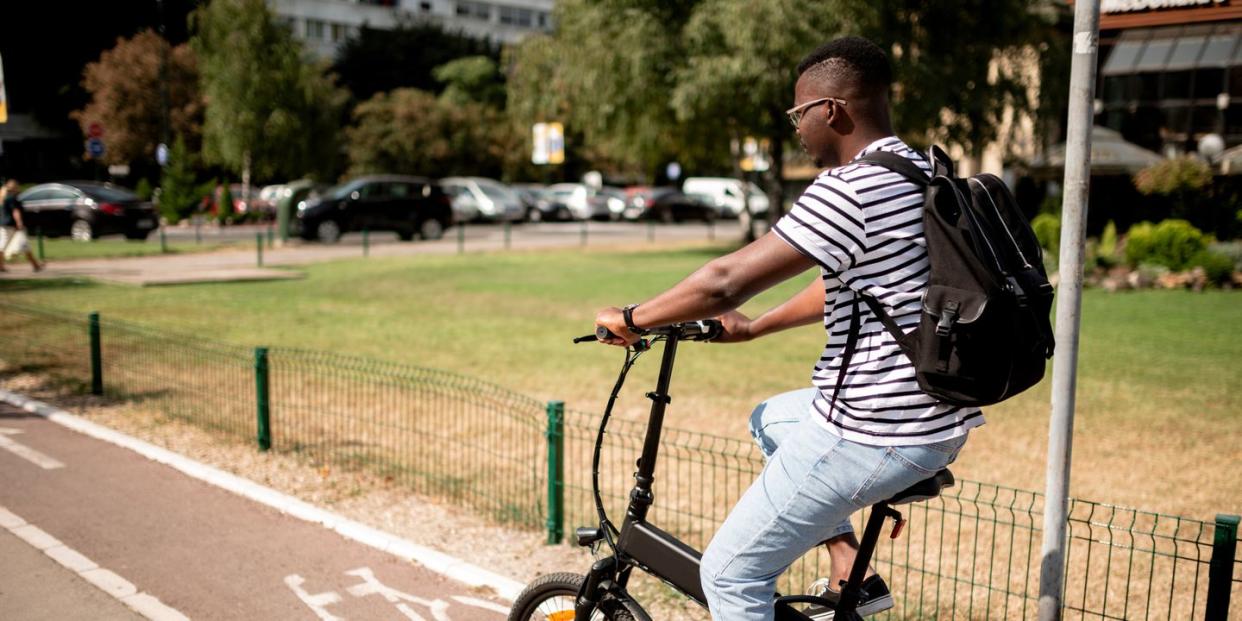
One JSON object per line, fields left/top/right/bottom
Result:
{"left": 935, "top": 301, "right": 959, "bottom": 337}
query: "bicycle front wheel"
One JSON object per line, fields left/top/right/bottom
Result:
{"left": 507, "top": 572, "right": 634, "bottom": 621}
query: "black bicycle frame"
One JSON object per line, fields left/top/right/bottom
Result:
{"left": 574, "top": 332, "right": 816, "bottom": 621}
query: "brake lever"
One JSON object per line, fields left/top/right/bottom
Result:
{"left": 573, "top": 329, "right": 650, "bottom": 352}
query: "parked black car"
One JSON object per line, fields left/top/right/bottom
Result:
{"left": 17, "top": 182, "right": 158, "bottom": 241}
{"left": 295, "top": 175, "right": 453, "bottom": 243}
{"left": 624, "top": 188, "right": 717, "bottom": 223}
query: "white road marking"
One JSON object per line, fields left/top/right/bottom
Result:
{"left": 284, "top": 574, "right": 345, "bottom": 621}
{"left": 0, "top": 426, "right": 65, "bottom": 469}
{"left": 0, "top": 503, "right": 189, "bottom": 621}
{"left": 345, "top": 566, "right": 451, "bottom": 621}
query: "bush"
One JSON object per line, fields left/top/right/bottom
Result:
{"left": 1032, "top": 213, "right": 1060, "bottom": 256}
{"left": 1189, "top": 249, "right": 1235, "bottom": 285}
{"left": 1124, "top": 219, "right": 1211, "bottom": 270}
{"left": 1090, "top": 220, "right": 1120, "bottom": 269}
{"left": 1133, "top": 156, "right": 1213, "bottom": 196}
{"left": 217, "top": 184, "right": 234, "bottom": 224}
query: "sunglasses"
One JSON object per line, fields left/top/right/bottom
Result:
{"left": 786, "top": 97, "right": 847, "bottom": 128}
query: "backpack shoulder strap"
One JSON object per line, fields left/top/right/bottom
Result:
{"left": 857, "top": 151, "right": 930, "bottom": 187}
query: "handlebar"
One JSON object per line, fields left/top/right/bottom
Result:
{"left": 573, "top": 319, "right": 723, "bottom": 345}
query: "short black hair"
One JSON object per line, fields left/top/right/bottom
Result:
{"left": 796, "top": 36, "right": 892, "bottom": 94}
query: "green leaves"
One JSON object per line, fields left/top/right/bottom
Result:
{"left": 191, "top": 0, "right": 346, "bottom": 181}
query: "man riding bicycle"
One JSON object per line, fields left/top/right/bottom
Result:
{"left": 594, "top": 37, "right": 982, "bottom": 621}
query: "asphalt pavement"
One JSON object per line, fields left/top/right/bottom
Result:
{"left": 0, "top": 402, "right": 510, "bottom": 620}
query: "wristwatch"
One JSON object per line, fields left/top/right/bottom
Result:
{"left": 622, "top": 304, "right": 647, "bottom": 335}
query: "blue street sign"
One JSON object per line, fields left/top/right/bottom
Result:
{"left": 87, "top": 138, "right": 105, "bottom": 158}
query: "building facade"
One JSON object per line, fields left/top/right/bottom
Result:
{"left": 267, "top": 0, "right": 554, "bottom": 59}
{"left": 1096, "top": 0, "right": 1242, "bottom": 157}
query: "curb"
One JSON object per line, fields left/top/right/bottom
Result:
{"left": 0, "top": 389, "right": 525, "bottom": 602}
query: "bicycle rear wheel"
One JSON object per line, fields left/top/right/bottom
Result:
{"left": 507, "top": 572, "right": 634, "bottom": 621}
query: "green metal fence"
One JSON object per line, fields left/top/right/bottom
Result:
{"left": 0, "top": 300, "right": 1236, "bottom": 619}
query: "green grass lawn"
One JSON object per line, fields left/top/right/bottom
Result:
{"left": 1, "top": 246, "right": 1238, "bottom": 518}
{"left": 27, "top": 237, "right": 241, "bottom": 261}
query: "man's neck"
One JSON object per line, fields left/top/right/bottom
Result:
{"left": 837, "top": 128, "right": 895, "bottom": 165}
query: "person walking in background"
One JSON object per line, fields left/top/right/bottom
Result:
{"left": 1, "top": 179, "right": 45, "bottom": 272}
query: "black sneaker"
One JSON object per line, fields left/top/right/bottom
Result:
{"left": 803, "top": 574, "right": 894, "bottom": 620}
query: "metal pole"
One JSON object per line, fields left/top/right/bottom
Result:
{"left": 36, "top": 229, "right": 45, "bottom": 262}
{"left": 159, "top": 226, "right": 168, "bottom": 254}
{"left": 545, "top": 400, "right": 564, "bottom": 544}
{"left": 1205, "top": 514, "right": 1239, "bottom": 620}
{"left": 1038, "top": 2, "right": 1100, "bottom": 620}
{"left": 457, "top": 222, "right": 465, "bottom": 255}
{"left": 647, "top": 220, "right": 655, "bottom": 243}
{"left": 503, "top": 220, "right": 511, "bottom": 250}
{"left": 362, "top": 228, "right": 369, "bottom": 257}
{"left": 580, "top": 220, "right": 587, "bottom": 247}
{"left": 254, "top": 347, "right": 271, "bottom": 451}
{"left": 89, "top": 312, "right": 102, "bottom": 396}
{"left": 255, "top": 232, "right": 263, "bottom": 267}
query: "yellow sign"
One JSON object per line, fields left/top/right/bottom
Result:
{"left": 532, "top": 122, "right": 565, "bottom": 165}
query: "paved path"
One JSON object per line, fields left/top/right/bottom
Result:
{"left": 0, "top": 403, "right": 510, "bottom": 620}
{"left": 0, "top": 221, "right": 745, "bottom": 286}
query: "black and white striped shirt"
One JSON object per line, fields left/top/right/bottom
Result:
{"left": 773, "top": 136, "right": 984, "bottom": 446}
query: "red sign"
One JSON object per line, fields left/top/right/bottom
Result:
{"left": 87, "top": 122, "right": 104, "bottom": 138}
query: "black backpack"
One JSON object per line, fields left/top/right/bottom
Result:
{"left": 833, "top": 146, "right": 1055, "bottom": 409}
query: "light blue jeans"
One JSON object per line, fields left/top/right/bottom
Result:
{"left": 699, "top": 388, "right": 966, "bottom": 621}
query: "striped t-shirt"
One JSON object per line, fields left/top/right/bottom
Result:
{"left": 772, "top": 136, "right": 984, "bottom": 446}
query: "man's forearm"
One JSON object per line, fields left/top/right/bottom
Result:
{"left": 749, "top": 276, "right": 824, "bottom": 339}
{"left": 627, "top": 234, "right": 817, "bottom": 330}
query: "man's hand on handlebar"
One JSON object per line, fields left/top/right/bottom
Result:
{"left": 709, "top": 310, "right": 755, "bottom": 343}
{"left": 594, "top": 306, "right": 641, "bottom": 347}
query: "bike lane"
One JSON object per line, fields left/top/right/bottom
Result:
{"left": 0, "top": 403, "right": 509, "bottom": 620}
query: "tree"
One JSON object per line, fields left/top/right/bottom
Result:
{"left": 334, "top": 21, "right": 500, "bottom": 103}
{"left": 72, "top": 30, "right": 201, "bottom": 166}
{"left": 508, "top": 0, "right": 1059, "bottom": 218}
{"left": 506, "top": 0, "right": 696, "bottom": 179}
{"left": 434, "top": 56, "right": 506, "bottom": 109}
{"left": 191, "top": 0, "right": 347, "bottom": 182}
{"left": 157, "top": 135, "right": 199, "bottom": 223}
{"left": 346, "top": 88, "right": 519, "bottom": 179}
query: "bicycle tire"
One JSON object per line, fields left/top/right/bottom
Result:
{"left": 507, "top": 572, "right": 634, "bottom": 621}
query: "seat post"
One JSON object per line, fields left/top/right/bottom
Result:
{"left": 836, "top": 503, "right": 901, "bottom": 613}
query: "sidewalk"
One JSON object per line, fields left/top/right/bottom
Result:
{"left": 0, "top": 221, "right": 736, "bottom": 286}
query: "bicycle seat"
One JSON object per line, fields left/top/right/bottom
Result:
{"left": 882, "top": 468, "right": 954, "bottom": 505}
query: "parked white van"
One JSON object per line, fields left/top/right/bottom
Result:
{"left": 680, "top": 178, "right": 769, "bottom": 218}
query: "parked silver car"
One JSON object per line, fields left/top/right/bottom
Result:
{"left": 546, "top": 183, "right": 625, "bottom": 221}
{"left": 440, "top": 177, "right": 524, "bottom": 222}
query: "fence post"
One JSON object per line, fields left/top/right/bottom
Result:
{"left": 545, "top": 400, "right": 565, "bottom": 544}
{"left": 254, "top": 347, "right": 271, "bottom": 451}
{"left": 457, "top": 222, "right": 465, "bottom": 255}
{"left": 159, "top": 226, "right": 168, "bottom": 254}
{"left": 363, "top": 228, "right": 370, "bottom": 257}
{"left": 267, "top": 223, "right": 274, "bottom": 248}
{"left": 88, "top": 312, "right": 102, "bottom": 396}
{"left": 504, "top": 220, "right": 511, "bottom": 250}
{"left": 580, "top": 221, "right": 587, "bottom": 247}
{"left": 255, "top": 232, "right": 264, "bottom": 267}
{"left": 1206, "top": 514, "right": 1239, "bottom": 620}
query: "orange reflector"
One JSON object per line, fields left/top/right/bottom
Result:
{"left": 890, "top": 518, "right": 906, "bottom": 540}
{"left": 548, "top": 610, "right": 575, "bottom": 621}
